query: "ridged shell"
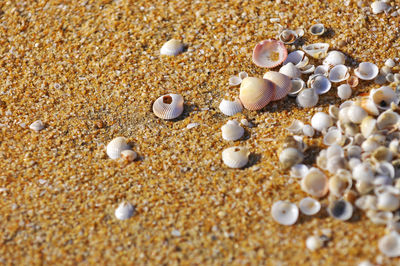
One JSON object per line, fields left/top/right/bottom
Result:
{"left": 219, "top": 98, "right": 243, "bottom": 116}
{"left": 309, "top": 23, "right": 325, "bottom": 36}
{"left": 337, "top": 84, "right": 352, "bottom": 100}
{"left": 153, "top": 94, "right": 184, "bottom": 119}
{"left": 354, "top": 62, "right": 379, "bottom": 80}
{"left": 308, "top": 74, "right": 331, "bottom": 95}
{"left": 323, "top": 51, "right": 345, "bottom": 66}
{"left": 271, "top": 201, "right": 299, "bottom": 225}
{"left": 299, "top": 197, "right": 321, "bottom": 215}
{"left": 302, "top": 43, "right": 329, "bottom": 59}
{"left": 263, "top": 71, "right": 292, "bottom": 101}
{"left": 279, "top": 62, "right": 301, "bottom": 79}
{"left": 252, "top": 39, "right": 288, "bottom": 68}
{"left": 301, "top": 167, "right": 329, "bottom": 198}
{"left": 221, "top": 121, "right": 244, "bottom": 141}
{"left": 329, "top": 64, "right": 350, "bottom": 82}
{"left": 160, "top": 39, "right": 185, "bottom": 56}
{"left": 239, "top": 77, "right": 275, "bottom": 110}
{"left": 106, "top": 137, "right": 130, "bottom": 159}
{"left": 222, "top": 146, "right": 250, "bottom": 168}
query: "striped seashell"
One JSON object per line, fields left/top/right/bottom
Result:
{"left": 222, "top": 146, "right": 250, "bottom": 168}
{"left": 252, "top": 39, "right": 288, "bottom": 68}
{"left": 219, "top": 98, "right": 243, "bottom": 116}
{"left": 263, "top": 71, "right": 292, "bottom": 101}
{"left": 106, "top": 137, "right": 131, "bottom": 159}
{"left": 153, "top": 94, "right": 184, "bottom": 119}
{"left": 160, "top": 39, "right": 185, "bottom": 56}
{"left": 239, "top": 77, "right": 275, "bottom": 110}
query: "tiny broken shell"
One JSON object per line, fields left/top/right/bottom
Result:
{"left": 219, "top": 98, "right": 243, "bottom": 116}
{"left": 252, "top": 39, "right": 288, "bottom": 68}
{"left": 106, "top": 137, "right": 131, "bottom": 159}
{"left": 299, "top": 197, "right": 321, "bottom": 215}
{"left": 115, "top": 202, "right": 135, "bottom": 220}
{"left": 222, "top": 146, "right": 250, "bottom": 168}
{"left": 271, "top": 200, "right": 299, "bottom": 225}
{"left": 153, "top": 94, "right": 184, "bottom": 119}
{"left": 29, "top": 120, "right": 45, "bottom": 131}
{"left": 160, "top": 39, "right": 185, "bottom": 56}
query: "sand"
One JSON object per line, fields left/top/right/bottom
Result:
{"left": 1, "top": 0, "right": 400, "bottom": 265}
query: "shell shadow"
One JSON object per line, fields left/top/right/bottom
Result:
{"left": 322, "top": 27, "right": 335, "bottom": 39}
{"left": 245, "top": 153, "right": 262, "bottom": 168}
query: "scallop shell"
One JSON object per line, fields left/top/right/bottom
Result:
{"left": 299, "top": 197, "right": 321, "bottom": 215}
{"left": 153, "top": 94, "right": 184, "bottom": 119}
{"left": 279, "top": 62, "right": 301, "bottom": 79}
{"left": 160, "top": 39, "right": 185, "bottom": 56}
{"left": 106, "top": 137, "right": 131, "bottom": 159}
{"left": 115, "top": 202, "right": 135, "bottom": 220}
{"left": 279, "top": 147, "right": 304, "bottom": 169}
{"left": 309, "top": 23, "right": 325, "bottom": 36}
{"left": 311, "top": 112, "right": 333, "bottom": 132}
{"left": 301, "top": 167, "right": 329, "bottom": 198}
{"left": 296, "top": 88, "right": 319, "bottom": 108}
{"left": 371, "top": 1, "right": 391, "bottom": 14}
{"left": 314, "top": 64, "right": 330, "bottom": 76}
{"left": 222, "top": 146, "right": 250, "bottom": 168}
{"left": 371, "top": 86, "right": 398, "bottom": 110}
{"left": 221, "top": 121, "right": 245, "bottom": 141}
{"left": 239, "top": 77, "right": 275, "bottom": 110}
{"left": 271, "top": 201, "right": 299, "bottom": 226}
{"left": 252, "top": 39, "right": 288, "bottom": 68}
{"left": 379, "top": 232, "right": 400, "bottom": 257}
{"left": 328, "top": 200, "right": 353, "bottom": 221}
{"left": 29, "top": 120, "right": 45, "bottom": 132}
{"left": 283, "top": 50, "right": 309, "bottom": 68}
{"left": 219, "top": 98, "right": 243, "bottom": 116}
{"left": 323, "top": 51, "right": 346, "bottom": 67}
{"left": 354, "top": 62, "right": 379, "bottom": 80}
{"left": 329, "top": 64, "right": 350, "bottom": 82}
{"left": 302, "top": 43, "right": 329, "bottom": 59}
{"left": 308, "top": 74, "right": 331, "bottom": 95}
{"left": 288, "top": 78, "right": 306, "bottom": 97}
{"left": 263, "top": 71, "right": 292, "bottom": 101}
{"left": 278, "top": 29, "right": 298, "bottom": 44}
{"left": 337, "top": 84, "right": 352, "bottom": 100}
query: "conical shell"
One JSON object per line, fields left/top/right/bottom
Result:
{"left": 302, "top": 43, "right": 329, "bottom": 59}
{"left": 252, "top": 39, "right": 288, "bottom": 68}
{"left": 219, "top": 98, "right": 243, "bottom": 116}
{"left": 329, "top": 64, "right": 350, "bottom": 82}
{"left": 279, "top": 62, "right": 301, "bottom": 79}
{"left": 222, "top": 146, "right": 250, "bottom": 168}
{"left": 106, "top": 137, "right": 131, "bottom": 159}
{"left": 263, "top": 71, "right": 292, "bottom": 101}
{"left": 153, "top": 94, "right": 184, "bottom": 119}
{"left": 354, "top": 62, "right": 379, "bottom": 80}
{"left": 301, "top": 167, "right": 329, "bottom": 197}
{"left": 160, "top": 39, "right": 185, "bottom": 56}
{"left": 239, "top": 77, "right": 275, "bottom": 110}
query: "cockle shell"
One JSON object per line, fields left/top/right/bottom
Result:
{"left": 221, "top": 120, "right": 245, "bottom": 141}
{"left": 296, "top": 88, "right": 319, "bottom": 108}
{"left": 106, "top": 137, "right": 131, "bottom": 159}
{"left": 219, "top": 98, "right": 243, "bottom": 116}
{"left": 288, "top": 78, "right": 306, "bottom": 97}
{"left": 263, "top": 71, "right": 292, "bottom": 101}
{"left": 323, "top": 51, "right": 346, "bottom": 66}
{"left": 354, "top": 62, "right": 379, "bottom": 80}
{"left": 308, "top": 74, "right": 331, "bottom": 95}
{"left": 278, "top": 29, "right": 298, "bottom": 44}
{"left": 115, "top": 202, "right": 135, "bottom": 220}
{"left": 222, "top": 146, "right": 250, "bottom": 168}
{"left": 279, "top": 62, "right": 301, "bottom": 79}
{"left": 160, "top": 39, "right": 185, "bottom": 56}
{"left": 271, "top": 201, "right": 299, "bottom": 225}
{"left": 379, "top": 232, "right": 400, "bottom": 257}
{"left": 301, "top": 167, "right": 329, "bottom": 198}
{"left": 311, "top": 112, "right": 333, "bottom": 132}
{"left": 252, "top": 39, "right": 288, "bottom": 68}
{"left": 371, "top": 86, "right": 398, "bottom": 110}
{"left": 153, "top": 94, "right": 184, "bottom": 119}
{"left": 299, "top": 197, "right": 321, "bottom": 215}
{"left": 337, "top": 84, "right": 352, "bottom": 100}
{"left": 329, "top": 64, "right": 350, "bottom": 82}
{"left": 309, "top": 23, "right": 325, "bottom": 36}
{"left": 283, "top": 50, "right": 309, "bottom": 68}
{"left": 239, "top": 77, "right": 275, "bottom": 110}
{"left": 328, "top": 200, "right": 353, "bottom": 221}
{"left": 302, "top": 43, "right": 329, "bottom": 59}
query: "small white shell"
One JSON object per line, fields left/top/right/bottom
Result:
{"left": 222, "top": 146, "right": 250, "bottom": 168}
{"left": 290, "top": 164, "right": 309, "bottom": 178}
{"left": 300, "top": 64, "right": 315, "bottom": 74}
{"left": 160, "top": 39, "right": 185, "bottom": 56}
{"left": 299, "top": 197, "right": 321, "bottom": 215}
{"left": 219, "top": 98, "right": 243, "bottom": 116}
{"left": 306, "top": 235, "right": 324, "bottom": 251}
{"left": 106, "top": 137, "right": 130, "bottom": 159}
{"left": 311, "top": 112, "right": 333, "bottom": 132}
{"left": 120, "top": 150, "right": 137, "bottom": 162}
{"left": 263, "top": 71, "right": 292, "bottom": 101}
{"left": 352, "top": 162, "right": 374, "bottom": 182}
{"left": 286, "top": 120, "right": 304, "bottom": 134}
{"left": 377, "top": 192, "right": 400, "bottom": 211}
{"left": 283, "top": 50, "right": 309, "bottom": 68}
{"left": 348, "top": 105, "right": 367, "bottom": 124}
{"left": 355, "top": 195, "right": 377, "bottom": 210}
{"left": 278, "top": 29, "right": 298, "bottom": 44}
{"left": 327, "top": 144, "right": 344, "bottom": 159}
{"left": 371, "top": 86, "right": 398, "bottom": 110}
{"left": 279, "top": 62, "right": 301, "bottom": 79}
{"left": 229, "top": 76, "right": 242, "bottom": 86}
{"left": 238, "top": 71, "right": 248, "bottom": 80}
{"left": 337, "top": 84, "right": 352, "bottom": 100}
{"left": 279, "top": 147, "right": 304, "bottom": 169}
{"left": 221, "top": 121, "right": 244, "bottom": 141}
{"left": 328, "top": 200, "right": 353, "bottom": 221}
{"left": 288, "top": 78, "right": 306, "bottom": 97}
{"left": 327, "top": 155, "right": 347, "bottom": 174}
{"left": 360, "top": 116, "right": 377, "bottom": 138}
{"left": 328, "top": 105, "right": 339, "bottom": 120}
{"left": 309, "top": 23, "right": 325, "bottom": 36}
{"left": 323, "top": 129, "right": 344, "bottom": 146}
{"left": 379, "top": 232, "right": 400, "bottom": 257}
{"left": 377, "top": 110, "right": 398, "bottom": 129}
{"left": 308, "top": 74, "right": 331, "bottom": 95}
{"left": 323, "top": 51, "right": 346, "bottom": 66}
{"left": 385, "top": 59, "right": 396, "bottom": 68}
{"left": 329, "top": 64, "right": 350, "bottom": 82}
{"left": 296, "top": 88, "right": 319, "bottom": 108}
{"left": 301, "top": 167, "right": 329, "bottom": 198}
{"left": 371, "top": 1, "right": 391, "bottom": 14}
{"left": 115, "top": 202, "right": 135, "bottom": 220}
{"left": 153, "top": 94, "right": 184, "bottom": 119}
{"left": 354, "top": 62, "right": 379, "bottom": 80}
{"left": 302, "top": 124, "right": 315, "bottom": 137}
{"left": 29, "top": 120, "right": 45, "bottom": 131}
{"left": 271, "top": 201, "right": 299, "bottom": 226}
{"left": 302, "top": 43, "right": 329, "bottom": 59}
{"left": 314, "top": 64, "right": 330, "bottom": 76}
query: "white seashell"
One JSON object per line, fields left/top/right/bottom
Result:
{"left": 327, "top": 155, "right": 347, "bottom": 174}
{"left": 329, "top": 169, "right": 353, "bottom": 197}
{"left": 346, "top": 145, "right": 362, "bottom": 159}
{"left": 299, "top": 197, "right": 321, "bottom": 215}
{"left": 379, "top": 232, "right": 400, "bottom": 257}
{"left": 252, "top": 39, "right": 288, "bottom": 68}
{"left": 286, "top": 119, "right": 304, "bottom": 134}
{"left": 120, "top": 150, "right": 137, "bottom": 162}
{"left": 309, "top": 23, "right": 325, "bottom": 36}
{"left": 279, "top": 147, "right": 304, "bottom": 169}
{"left": 352, "top": 162, "right": 374, "bottom": 182}
{"left": 360, "top": 97, "right": 380, "bottom": 116}
{"left": 380, "top": 66, "right": 392, "bottom": 75}
{"left": 371, "top": 1, "right": 391, "bottom": 14}
{"left": 348, "top": 105, "right": 367, "bottom": 124}
{"left": 221, "top": 121, "right": 245, "bottom": 141}
{"left": 360, "top": 116, "right": 377, "bottom": 138}
{"left": 219, "top": 98, "right": 243, "bottom": 116}
{"left": 229, "top": 76, "right": 242, "bottom": 86}
{"left": 395, "top": 73, "right": 400, "bottom": 83}
{"left": 386, "top": 73, "right": 395, "bottom": 83}
{"left": 377, "top": 110, "right": 398, "bottom": 129}
{"left": 279, "top": 62, "right": 301, "bottom": 79}
{"left": 328, "top": 105, "right": 339, "bottom": 120}
{"left": 337, "top": 84, "right": 352, "bottom": 100}
{"left": 323, "top": 129, "right": 344, "bottom": 146}
{"left": 311, "top": 112, "right": 333, "bottom": 132}
{"left": 290, "top": 164, "right": 309, "bottom": 178}
{"left": 288, "top": 78, "right": 305, "bottom": 97}
{"left": 377, "top": 192, "right": 400, "bottom": 211}
{"left": 385, "top": 59, "right": 396, "bottom": 68}
{"left": 323, "top": 51, "right": 346, "bottom": 66}
{"left": 375, "top": 162, "right": 395, "bottom": 178}
{"left": 239, "top": 77, "right": 275, "bottom": 110}
{"left": 222, "top": 146, "right": 250, "bottom": 168}
{"left": 296, "top": 88, "right": 319, "bottom": 108}
{"left": 238, "top": 71, "right": 248, "bottom": 80}
{"left": 306, "top": 236, "right": 324, "bottom": 251}
{"left": 278, "top": 29, "right": 298, "bottom": 44}
{"left": 29, "top": 120, "right": 45, "bottom": 131}
{"left": 308, "top": 74, "right": 331, "bottom": 94}
{"left": 153, "top": 94, "right": 184, "bottom": 119}
{"left": 371, "top": 86, "right": 398, "bottom": 110}
{"left": 354, "top": 62, "right": 379, "bottom": 80}
{"left": 338, "top": 106, "right": 351, "bottom": 124}
{"left": 327, "top": 144, "right": 344, "bottom": 159}
{"left": 329, "top": 64, "right": 350, "bottom": 82}
{"left": 271, "top": 200, "right": 299, "bottom": 225}
{"left": 328, "top": 200, "right": 353, "bottom": 221}
{"left": 355, "top": 195, "right": 377, "bottom": 210}
{"left": 302, "top": 43, "right": 329, "bottom": 59}
{"left": 367, "top": 210, "right": 393, "bottom": 225}
{"left": 106, "top": 137, "right": 130, "bottom": 159}
{"left": 375, "top": 186, "right": 400, "bottom": 196}
{"left": 302, "top": 124, "right": 315, "bottom": 137}
{"left": 314, "top": 64, "right": 331, "bottom": 76}
{"left": 115, "top": 202, "right": 135, "bottom": 220}
{"left": 300, "top": 64, "right": 315, "bottom": 74}
{"left": 301, "top": 167, "right": 328, "bottom": 198}
{"left": 263, "top": 71, "right": 292, "bottom": 101}
{"left": 160, "top": 39, "right": 185, "bottom": 56}
{"left": 283, "top": 50, "right": 309, "bottom": 68}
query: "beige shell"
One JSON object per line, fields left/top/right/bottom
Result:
{"left": 329, "top": 169, "right": 352, "bottom": 197}
{"left": 120, "top": 150, "right": 138, "bottom": 162}
{"left": 279, "top": 62, "right": 301, "bottom": 79}
{"left": 106, "top": 137, "right": 131, "bottom": 159}
{"left": 221, "top": 120, "right": 244, "bottom": 141}
{"left": 263, "top": 71, "right": 292, "bottom": 101}
{"left": 359, "top": 97, "right": 380, "bottom": 116}
{"left": 239, "top": 77, "right": 275, "bottom": 110}
{"left": 301, "top": 167, "right": 328, "bottom": 198}
{"left": 371, "top": 86, "right": 398, "bottom": 110}
{"left": 278, "top": 29, "right": 298, "bottom": 44}
{"left": 347, "top": 75, "right": 359, "bottom": 88}
{"left": 160, "top": 39, "right": 185, "bottom": 56}
{"left": 279, "top": 147, "right": 304, "bottom": 169}
{"left": 378, "top": 232, "right": 400, "bottom": 258}
{"left": 360, "top": 116, "right": 377, "bottom": 138}
{"left": 222, "top": 146, "right": 250, "bottom": 168}
{"left": 302, "top": 43, "right": 329, "bottom": 59}
{"left": 252, "top": 39, "right": 288, "bottom": 68}
{"left": 153, "top": 94, "right": 184, "bottom": 119}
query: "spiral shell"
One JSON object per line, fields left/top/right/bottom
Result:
{"left": 153, "top": 94, "right": 184, "bottom": 119}
{"left": 239, "top": 77, "right": 275, "bottom": 110}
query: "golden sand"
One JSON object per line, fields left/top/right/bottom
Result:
{"left": 1, "top": 0, "right": 400, "bottom": 264}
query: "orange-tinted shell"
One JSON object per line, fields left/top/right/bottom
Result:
{"left": 263, "top": 71, "right": 292, "bottom": 101}
{"left": 252, "top": 39, "right": 288, "bottom": 68}
{"left": 239, "top": 77, "right": 275, "bottom": 110}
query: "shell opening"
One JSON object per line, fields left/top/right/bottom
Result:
{"left": 163, "top": 95, "right": 173, "bottom": 104}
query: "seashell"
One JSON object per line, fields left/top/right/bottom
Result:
{"left": 375, "top": 162, "right": 395, "bottom": 178}
{"left": 360, "top": 97, "right": 380, "bottom": 116}
{"left": 326, "top": 155, "right": 347, "bottom": 174}
{"left": 221, "top": 120, "right": 244, "bottom": 141}
{"left": 115, "top": 202, "right": 135, "bottom": 220}
{"left": 288, "top": 78, "right": 306, "bottom": 97}
{"left": 377, "top": 192, "right": 400, "bottom": 211}
{"left": 360, "top": 116, "right": 377, "bottom": 138}
{"left": 296, "top": 88, "right": 319, "bottom": 108}
{"left": 278, "top": 29, "right": 298, "bottom": 44}
{"left": 385, "top": 59, "right": 396, "bottom": 68}
{"left": 300, "top": 65, "right": 315, "bottom": 74}
{"left": 328, "top": 105, "right": 339, "bottom": 120}
{"left": 229, "top": 76, "right": 242, "bottom": 86}
{"left": 355, "top": 195, "right": 377, "bottom": 211}
{"left": 341, "top": 122, "right": 359, "bottom": 137}
{"left": 308, "top": 74, "right": 331, "bottom": 95}
{"left": 386, "top": 73, "right": 395, "bottom": 83}
{"left": 239, "top": 77, "right": 275, "bottom": 110}
{"left": 378, "top": 232, "right": 400, "bottom": 257}
{"left": 286, "top": 119, "right": 304, "bottom": 134}
{"left": 380, "top": 66, "right": 392, "bottom": 76}
{"left": 306, "top": 235, "right": 324, "bottom": 251}
{"left": 316, "top": 149, "right": 327, "bottom": 170}
{"left": 323, "top": 129, "right": 344, "bottom": 146}
{"left": 302, "top": 124, "right": 315, "bottom": 137}
{"left": 339, "top": 100, "right": 354, "bottom": 109}
{"left": 29, "top": 120, "right": 45, "bottom": 132}
{"left": 356, "top": 180, "right": 375, "bottom": 195}
{"left": 263, "top": 71, "right": 292, "bottom": 101}
{"left": 377, "top": 110, "right": 398, "bottom": 129}
{"left": 106, "top": 137, "right": 131, "bottom": 159}
{"left": 371, "top": 1, "right": 391, "bottom": 14}
{"left": 279, "top": 62, "right": 301, "bottom": 79}
{"left": 219, "top": 98, "right": 243, "bottom": 116}
{"left": 271, "top": 200, "right": 299, "bottom": 226}
{"left": 337, "top": 84, "right": 352, "bottom": 100}
{"left": 314, "top": 64, "right": 330, "bottom": 76}
{"left": 295, "top": 28, "right": 305, "bottom": 37}
{"left": 323, "top": 51, "right": 346, "bottom": 67}
{"left": 348, "top": 105, "right": 367, "bottom": 124}
{"left": 354, "top": 62, "right": 379, "bottom": 80}
{"left": 238, "top": 71, "right": 248, "bottom": 80}
{"left": 311, "top": 112, "right": 333, "bottom": 132}
{"left": 327, "top": 144, "right": 344, "bottom": 159}
{"left": 279, "top": 147, "right": 304, "bottom": 169}
{"left": 371, "top": 86, "right": 398, "bottom": 110}
{"left": 353, "top": 162, "right": 374, "bottom": 182}
{"left": 367, "top": 210, "right": 393, "bottom": 225}
{"left": 301, "top": 167, "right": 328, "bottom": 198}
{"left": 252, "top": 39, "right": 288, "bottom": 68}
{"left": 329, "top": 64, "right": 350, "bottom": 82}
{"left": 283, "top": 50, "right": 309, "bottom": 68}
{"left": 120, "top": 150, "right": 138, "bottom": 162}
{"left": 327, "top": 200, "right": 353, "bottom": 221}
{"left": 347, "top": 75, "right": 359, "bottom": 88}
{"left": 338, "top": 106, "right": 351, "bottom": 124}
{"left": 361, "top": 138, "right": 380, "bottom": 153}
{"left": 346, "top": 145, "right": 362, "bottom": 159}
{"left": 309, "top": 23, "right": 325, "bottom": 36}
{"left": 160, "top": 39, "right": 185, "bottom": 56}
{"left": 302, "top": 43, "right": 329, "bottom": 59}
{"left": 375, "top": 185, "right": 400, "bottom": 196}
{"left": 395, "top": 74, "right": 400, "bottom": 83}
{"left": 222, "top": 146, "right": 250, "bottom": 168}
{"left": 299, "top": 197, "right": 321, "bottom": 215}
{"left": 329, "top": 169, "right": 353, "bottom": 197}
{"left": 373, "top": 175, "right": 393, "bottom": 187}
{"left": 282, "top": 136, "right": 303, "bottom": 151}
{"left": 153, "top": 94, "right": 184, "bottom": 119}
{"left": 290, "top": 164, "right": 309, "bottom": 178}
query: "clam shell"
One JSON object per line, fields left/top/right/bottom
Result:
{"left": 371, "top": 1, "right": 391, "bottom": 14}
{"left": 301, "top": 167, "right": 329, "bottom": 198}
{"left": 238, "top": 71, "right": 248, "bottom": 80}
{"left": 153, "top": 94, "right": 184, "bottom": 119}
{"left": 288, "top": 78, "right": 306, "bottom": 97}
{"left": 279, "top": 147, "right": 304, "bottom": 169}
{"left": 279, "top": 62, "right": 301, "bottom": 79}
{"left": 239, "top": 77, "right": 275, "bottom": 110}
{"left": 271, "top": 201, "right": 299, "bottom": 225}
{"left": 309, "top": 23, "right": 325, "bottom": 36}
{"left": 290, "top": 164, "right": 309, "bottom": 178}
{"left": 377, "top": 110, "right": 398, "bottom": 130}
{"left": 371, "top": 86, "right": 398, "bottom": 110}
{"left": 348, "top": 105, "right": 367, "bottom": 124}
{"left": 329, "top": 169, "right": 353, "bottom": 197}
{"left": 160, "top": 39, "right": 185, "bottom": 56}
{"left": 308, "top": 74, "right": 331, "bottom": 95}
{"left": 115, "top": 202, "right": 135, "bottom": 220}
{"left": 222, "top": 146, "right": 250, "bottom": 168}
{"left": 283, "top": 50, "right": 309, "bottom": 68}
{"left": 302, "top": 43, "right": 329, "bottom": 59}
{"left": 29, "top": 120, "right": 45, "bottom": 132}
{"left": 327, "top": 200, "right": 353, "bottom": 221}
{"left": 311, "top": 112, "right": 333, "bottom": 132}
{"left": 299, "top": 197, "right": 321, "bottom": 215}
{"left": 106, "top": 137, "right": 130, "bottom": 159}
{"left": 360, "top": 116, "right": 377, "bottom": 138}
{"left": 354, "top": 62, "right": 379, "bottom": 80}
{"left": 219, "top": 98, "right": 243, "bottom": 116}
{"left": 286, "top": 119, "right": 304, "bottom": 134}
{"left": 252, "top": 39, "right": 288, "bottom": 68}
{"left": 120, "top": 150, "right": 137, "bottom": 162}
{"left": 229, "top": 76, "right": 242, "bottom": 86}
{"left": 337, "top": 84, "right": 352, "bottom": 100}
{"left": 314, "top": 64, "right": 330, "bottom": 76}
{"left": 329, "top": 64, "right": 350, "bottom": 82}
{"left": 323, "top": 51, "right": 346, "bottom": 67}
{"left": 278, "top": 29, "right": 298, "bottom": 44}
{"left": 379, "top": 232, "right": 400, "bottom": 257}
{"left": 263, "top": 71, "right": 292, "bottom": 101}
{"left": 296, "top": 88, "right": 319, "bottom": 108}
{"left": 221, "top": 121, "right": 244, "bottom": 141}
